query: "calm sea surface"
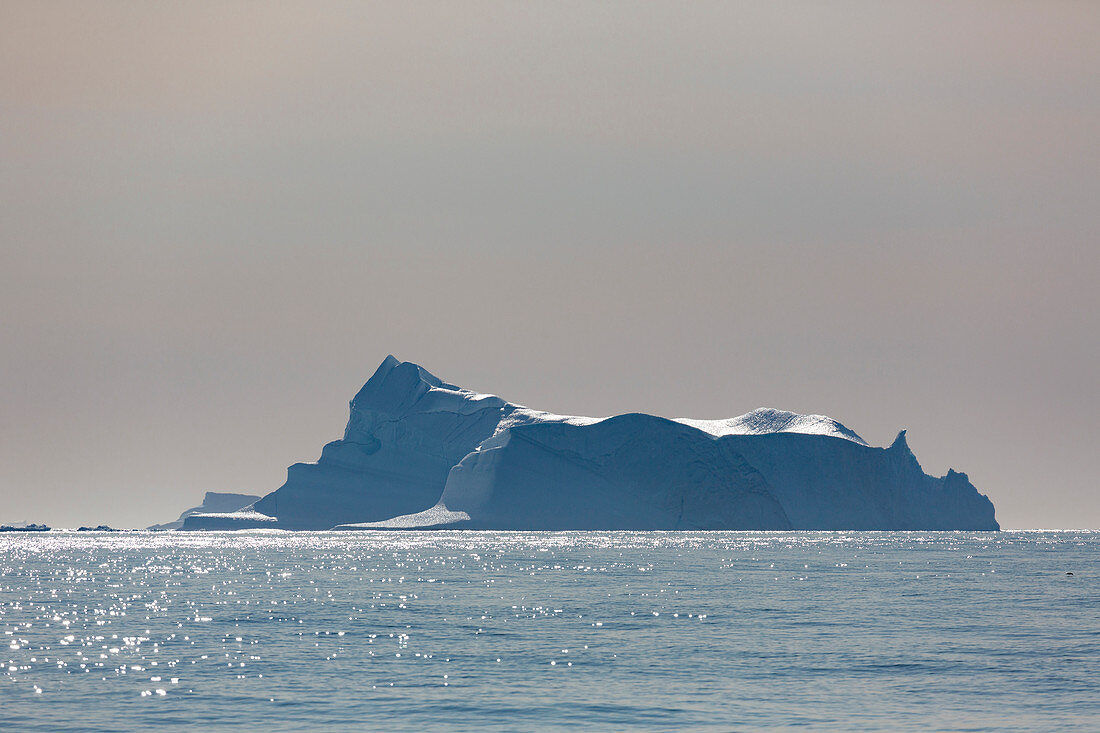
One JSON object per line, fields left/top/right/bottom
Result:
{"left": 1, "top": 531, "right": 1097, "bottom": 731}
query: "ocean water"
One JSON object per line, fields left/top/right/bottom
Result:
{"left": 1, "top": 531, "right": 1096, "bottom": 731}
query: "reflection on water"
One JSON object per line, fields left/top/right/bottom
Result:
{"left": 2, "top": 531, "right": 1097, "bottom": 731}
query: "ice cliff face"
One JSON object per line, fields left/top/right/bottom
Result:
{"left": 183, "top": 356, "right": 998, "bottom": 531}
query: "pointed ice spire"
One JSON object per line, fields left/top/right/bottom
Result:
{"left": 889, "top": 429, "right": 909, "bottom": 451}
{"left": 888, "top": 429, "right": 923, "bottom": 470}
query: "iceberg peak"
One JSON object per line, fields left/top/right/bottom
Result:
{"left": 676, "top": 407, "right": 867, "bottom": 445}
{"left": 887, "top": 429, "right": 924, "bottom": 473}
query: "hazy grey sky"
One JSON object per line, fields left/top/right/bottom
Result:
{"left": 2, "top": 2, "right": 1097, "bottom": 529}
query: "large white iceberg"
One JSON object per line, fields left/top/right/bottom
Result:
{"left": 183, "top": 356, "right": 998, "bottom": 531}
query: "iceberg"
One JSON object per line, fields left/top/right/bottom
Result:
{"left": 150, "top": 491, "right": 262, "bottom": 530}
{"left": 183, "top": 356, "right": 998, "bottom": 531}
{"left": 0, "top": 523, "right": 50, "bottom": 532}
